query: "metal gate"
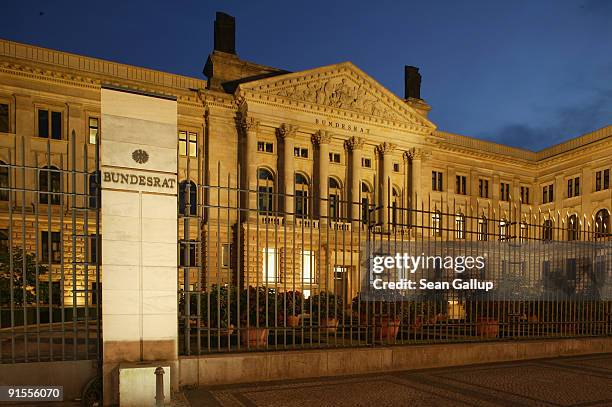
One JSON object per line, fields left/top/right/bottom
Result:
{"left": 0, "top": 132, "right": 101, "bottom": 368}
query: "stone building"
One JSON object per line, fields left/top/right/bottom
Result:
{"left": 0, "top": 12, "right": 610, "bottom": 306}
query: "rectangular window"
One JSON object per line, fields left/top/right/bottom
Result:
{"left": 257, "top": 141, "right": 274, "bottom": 153}
{"left": 596, "top": 171, "right": 602, "bottom": 191}
{"left": 520, "top": 223, "right": 528, "bottom": 242}
{"left": 549, "top": 184, "right": 554, "bottom": 202}
{"left": 38, "top": 109, "right": 62, "bottom": 140}
{"left": 179, "top": 131, "right": 197, "bottom": 157}
{"left": 543, "top": 186, "right": 548, "bottom": 203}
{"left": 0, "top": 103, "right": 8, "bottom": 133}
{"left": 302, "top": 250, "right": 315, "bottom": 283}
{"left": 520, "top": 186, "right": 530, "bottom": 204}
{"left": 574, "top": 177, "right": 580, "bottom": 196}
{"left": 0, "top": 229, "right": 8, "bottom": 253}
{"left": 221, "top": 244, "right": 231, "bottom": 268}
{"left": 329, "top": 152, "right": 341, "bottom": 163}
{"left": 89, "top": 234, "right": 100, "bottom": 264}
{"left": 393, "top": 163, "right": 400, "bottom": 172}
{"left": 263, "top": 248, "right": 278, "bottom": 283}
{"left": 179, "top": 240, "right": 197, "bottom": 267}
{"left": 88, "top": 117, "right": 99, "bottom": 144}
{"left": 361, "top": 157, "right": 371, "bottom": 168}
{"left": 500, "top": 182, "right": 510, "bottom": 201}
{"left": 478, "top": 179, "right": 489, "bottom": 198}
{"left": 567, "top": 179, "right": 573, "bottom": 198}
{"left": 455, "top": 175, "right": 466, "bottom": 195}
{"left": 605, "top": 169, "right": 610, "bottom": 190}
{"left": 41, "top": 231, "right": 61, "bottom": 264}
{"left": 432, "top": 171, "right": 443, "bottom": 191}
{"left": 294, "top": 147, "right": 308, "bottom": 158}
{"left": 478, "top": 218, "right": 488, "bottom": 241}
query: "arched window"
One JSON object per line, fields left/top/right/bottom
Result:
{"left": 39, "top": 166, "right": 61, "bottom": 205}
{"left": 594, "top": 209, "right": 609, "bottom": 239}
{"left": 88, "top": 171, "right": 99, "bottom": 209}
{"left": 361, "top": 182, "right": 372, "bottom": 224}
{"left": 542, "top": 219, "right": 553, "bottom": 241}
{"left": 328, "top": 177, "right": 342, "bottom": 221}
{"left": 478, "top": 215, "right": 488, "bottom": 241}
{"left": 295, "top": 173, "right": 310, "bottom": 218}
{"left": 499, "top": 219, "right": 509, "bottom": 241}
{"left": 431, "top": 210, "right": 442, "bottom": 237}
{"left": 257, "top": 168, "right": 274, "bottom": 215}
{"left": 179, "top": 180, "right": 197, "bottom": 216}
{"left": 567, "top": 214, "right": 579, "bottom": 241}
{"left": 519, "top": 221, "right": 529, "bottom": 242}
{"left": 455, "top": 213, "right": 466, "bottom": 239}
{"left": 0, "top": 161, "right": 8, "bottom": 201}
{"left": 392, "top": 187, "right": 401, "bottom": 226}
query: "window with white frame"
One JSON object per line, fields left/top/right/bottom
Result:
{"left": 263, "top": 248, "right": 278, "bottom": 283}
{"left": 301, "top": 250, "right": 315, "bottom": 284}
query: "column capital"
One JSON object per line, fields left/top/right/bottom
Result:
{"left": 376, "top": 142, "right": 397, "bottom": 156}
{"left": 405, "top": 147, "right": 430, "bottom": 161}
{"left": 344, "top": 136, "right": 365, "bottom": 151}
{"left": 312, "top": 130, "right": 333, "bottom": 146}
{"left": 237, "top": 115, "right": 259, "bottom": 134}
{"left": 276, "top": 123, "right": 298, "bottom": 139}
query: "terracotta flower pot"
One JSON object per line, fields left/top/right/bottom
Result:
{"left": 287, "top": 315, "right": 300, "bottom": 327}
{"left": 375, "top": 317, "right": 401, "bottom": 341}
{"left": 240, "top": 327, "right": 269, "bottom": 348}
{"left": 321, "top": 317, "right": 338, "bottom": 333}
{"left": 475, "top": 317, "right": 499, "bottom": 338}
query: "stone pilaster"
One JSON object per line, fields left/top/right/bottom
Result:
{"left": 376, "top": 142, "right": 396, "bottom": 228}
{"left": 238, "top": 115, "right": 259, "bottom": 214}
{"left": 313, "top": 130, "right": 332, "bottom": 220}
{"left": 277, "top": 123, "right": 298, "bottom": 216}
{"left": 345, "top": 136, "right": 365, "bottom": 223}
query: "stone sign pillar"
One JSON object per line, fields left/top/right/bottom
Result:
{"left": 100, "top": 87, "right": 178, "bottom": 405}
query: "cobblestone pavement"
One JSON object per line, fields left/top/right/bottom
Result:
{"left": 182, "top": 353, "right": 612, "bottom": 406}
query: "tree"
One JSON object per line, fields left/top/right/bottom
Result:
{"left": 0, "top": 247, "right": 54, "bottom": 306}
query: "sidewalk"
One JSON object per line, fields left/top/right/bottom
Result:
{"left": 181, "top": 353, "right": 612, "bottom": 406}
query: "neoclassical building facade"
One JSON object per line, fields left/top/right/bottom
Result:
{"left": 0, "top": 13, "right": 610, "bottom": 304}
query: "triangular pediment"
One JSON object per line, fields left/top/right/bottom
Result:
{"left": 237, "top": 62, "right": 436, "bottom": 133}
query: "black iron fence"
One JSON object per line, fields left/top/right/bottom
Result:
{"left": 0, "top": 133, "right": 101, "bottom": 363}
{"left": 178, "top": 170, "right": 612, "bottom": 355}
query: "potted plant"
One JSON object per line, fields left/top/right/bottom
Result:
{"left": 239, "top": 286, "right": 276, "bottom": 348}
{"left": 372, "top": 302, "right": 402, "bottom": 341}
{"left": 281, "top": 290, "right": 304, "bottom": 327}
{"left": 310, "top": 292, "right": 342, "bottom": 333}
{"left": 466, "top": 300, "right": 500, "bottom": 338}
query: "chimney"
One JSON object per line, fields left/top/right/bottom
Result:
{"left": 404, "top": 66, "right": 421, "bottom": 100}
{"left": 214, "top": 12, "right": 236, "bottom": 54}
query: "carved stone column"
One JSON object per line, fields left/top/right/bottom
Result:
{"left": 239, "top": 115, "right": 259, "bottom": 214}
{"left": 345, "top": 136, "right": 365, "bottom": 223}
{"left": 313, "top": 130, "right": 332, "bottom": 221}
{"left": 376, "top": 142, "right": 396, "bottom": 228}
{"left": 277, "top": 123, "right": 298, "bottom": 216}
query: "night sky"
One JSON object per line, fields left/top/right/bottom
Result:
{"left": 2, "top": 1, "right": 610, "bottom": 151}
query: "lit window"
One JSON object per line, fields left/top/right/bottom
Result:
{"left": 263, "top": 248, "right": 278, "bottom": 283}
{"left": 431, "top": 211, "right": 442, "bottom": 236}
{"left": 89, "top": 117, "right": 99, "bottom": 144}
{"left": 455, "top": 214, "right": 466, "bottom": 239}
{"left": 302, "top": 250, "right": 315, "bottom": 283}
{"left": 179, "top": 131, "right": 197, "bottom": 157}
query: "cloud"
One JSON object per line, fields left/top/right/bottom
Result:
{"left": 479, "top": 88, "right": 612, "bottom": 151}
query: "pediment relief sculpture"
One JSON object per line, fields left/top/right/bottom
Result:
{"left": 274, "top": 76, "right": 400, "bottom": 121}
